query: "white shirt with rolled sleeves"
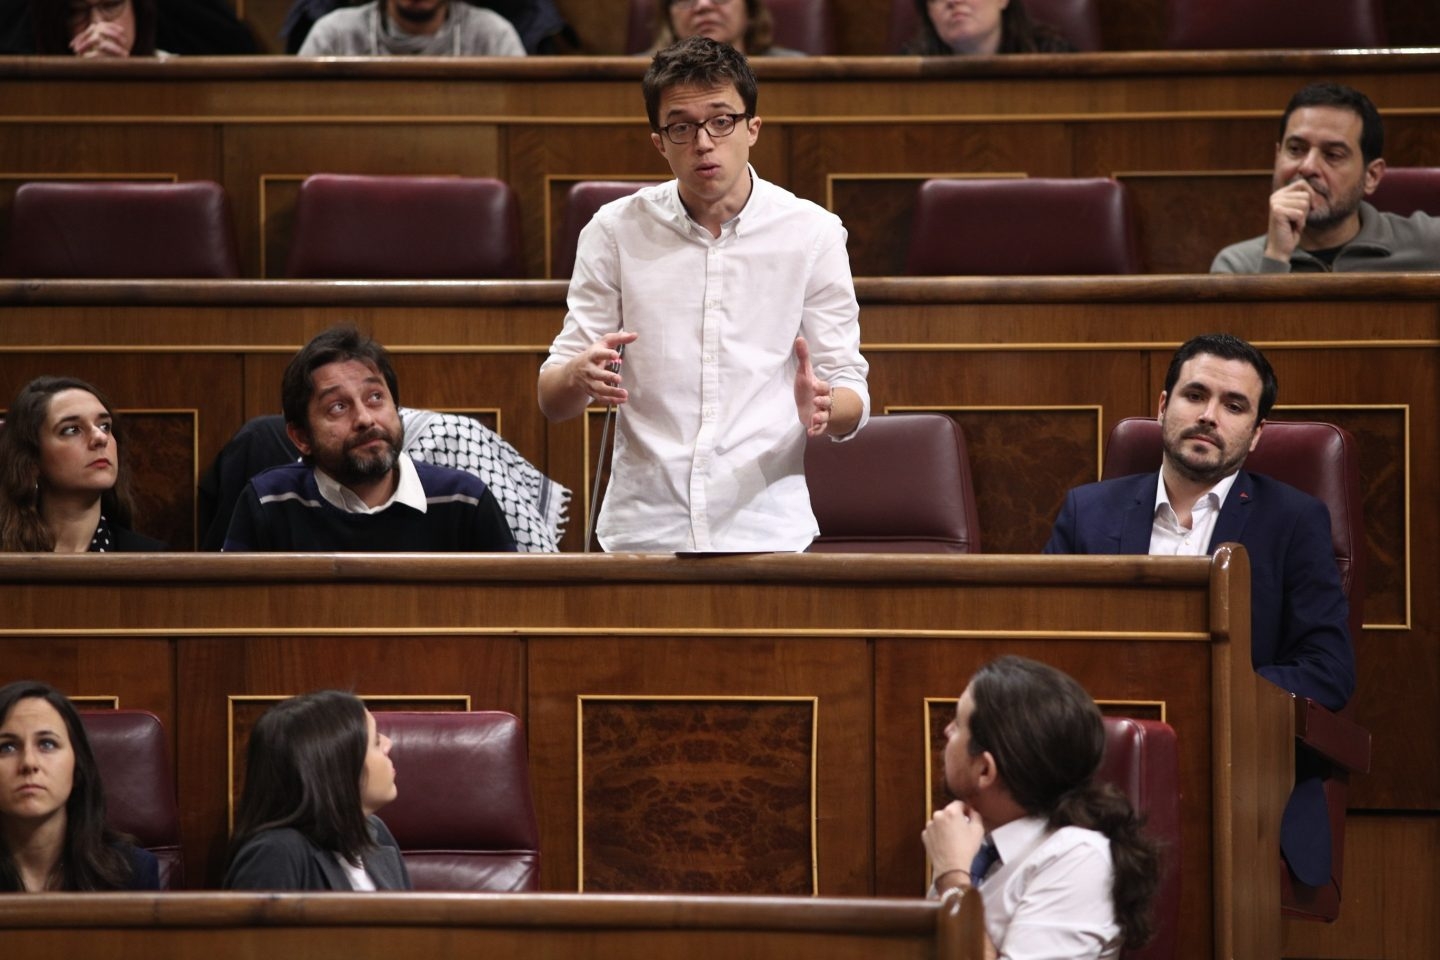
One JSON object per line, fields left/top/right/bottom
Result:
{"left": 543, "top": 169, "right": 870, "bottom": 553}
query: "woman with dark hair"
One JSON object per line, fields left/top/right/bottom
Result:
{"left": 31, "top": 0, "right": 159, "bottom": 57}
{"left": 906, "top": 0, "right": 1072, "bottom": 55}
{"left": 649, "top": 0, "right": 802, "bottom": 57}
{"left": 0, "top": 376, "right": 165, "bottom": 553}
{"left": 225, "top": 691, "right": 410, "bottom": 891}
{"left": 922, "top": 656, "right": 1158, "bottom": 959}
{"left": 0, "top": 680, "right": 160, "bottom": 892}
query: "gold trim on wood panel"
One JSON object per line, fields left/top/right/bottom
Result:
{"left": 576, "top": 694, "right": 819, "bottom": 895}
{"left": 225, "top": 693, "right": 471, "bottom": 832}
{"left": 70, "top": 695, "right": 120, "bottom": 709}
{"left": 1114, "top": 169, "right": 1271, "bottom": 179}
{"left": 1095, "top": 699, "right": 1169, "bottom": 723}
{"left": 257, "top": 174, "right": 307, "bottom": 279}
{"left": 1275, "top": 403, "right": 1412, "bottom": 631}
{"left": 823, "top": 171, "right": 1027, "bottom": 213}
{"left": 0, "top": 172, "right": 177, "bottom": 183}
{"left": 858, "top": 341, "right": 1440, "bottom": 353}
{"left": 4, "top": 627, "right": 1215, "bottom": 640}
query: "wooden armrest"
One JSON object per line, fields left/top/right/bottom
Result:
{"left": 1293, "top": 696, "right": 1371, "bottom": 774}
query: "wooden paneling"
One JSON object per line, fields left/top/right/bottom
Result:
{"left": 0, "top": 549, "right": 1287, "bottom": 959}
{"left": 2, "top": 55, "right": 1438, "bottom": 277}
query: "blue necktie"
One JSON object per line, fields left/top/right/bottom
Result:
{"left": 970, "top": 837, "right": 1000, "bottom": 886}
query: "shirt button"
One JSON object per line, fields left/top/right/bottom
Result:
{"left": 703, "top": 353, "right": 715, "bottom": 363}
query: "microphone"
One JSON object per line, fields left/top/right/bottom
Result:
{"left": 584, "top": 340, "right": 625, "bottom": 553}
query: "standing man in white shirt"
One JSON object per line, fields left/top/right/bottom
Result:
{"left": 538, "top": 36, "right": 870, "bottom": 553}
{"left": 922, "top": 656, "right": 1160, "bottom": 960}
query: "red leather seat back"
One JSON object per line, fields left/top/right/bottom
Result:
{"left": 1099, "top": 716, "right": 1180, "bottom": 960}
{"left": 79, "top": 710, "right": 183, "bottom": 889}
{"left": 805, "top": 413, "right": 980, "bottom": 553}
{"left": 375, "top": 711, "right": 540, "bottom": 891}
{"left": 3, "top": 181, "right": 239, "bottom": 279}
{"left": 286, "top": 174, "right": 523, "bottom": 279}
{"left": 887, "top": 0, "right": 1103, "bottom": 53}
{"left": 1367, "top": 168, "right": 1440, "bottom": 218}
{"left": 554, "top": 181, "right": 659, "bottom": 279}
{"left": 906, "top": 178, "right": 1142, "bottom": 275}
{"left": 1165, "top": 0, "right": 1386, "bottom": 49}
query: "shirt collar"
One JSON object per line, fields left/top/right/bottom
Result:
{"left": 1153, "top": 469, "right": 1239, "bottom": 517}
{"left": 989, "top": 815, "right": 1050, "bottom": 869}
{"left": 660, "top": 164, "right": 762, "bottom": 237}
{"left": 313, "top": 454, "right": 427, "bottom": 515}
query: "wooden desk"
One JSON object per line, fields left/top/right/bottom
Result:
{"left": 0, "top": 891, "right": 983, "bottom": 960}
{"left": 1, "top": 53, "right": 1437, "bottom": 276}
{"left": 0, "top": 549, "right": 1290, "bottom": 959}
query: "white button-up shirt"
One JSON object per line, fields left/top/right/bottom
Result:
{"left": 1150, "top": 470, "right": 1238, "bottom": 556}
{"left": 544, "top": 169, "right": 870, "bottom": 552}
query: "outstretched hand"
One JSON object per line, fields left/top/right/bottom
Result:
{"left": 571, "top": 330, "right": 639, "bottom": 407}
{"left": 793, "top": 337, "right": 834, "bottom": 437}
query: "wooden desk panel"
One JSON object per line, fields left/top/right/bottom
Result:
{"left": 2, "top": 55, "right": 1438, "bottom": 277}
{"left": 0, "top": 550, "right": 1285, "bottom": 959}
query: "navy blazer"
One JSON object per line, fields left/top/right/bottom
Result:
{"left": 223, "top": 815, "right": 412, "bottom": 892}
{"left": 1044, "top": 469, "right": 1356, "bottom": 886}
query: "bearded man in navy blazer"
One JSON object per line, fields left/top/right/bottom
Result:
{"left": 1044, "top": 332, "right": 1355, "bottom": 891}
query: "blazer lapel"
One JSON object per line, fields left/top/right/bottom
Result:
{"left": 365, "top": 844, "right": 408, "bottom": 891}
{"left": 315, "top": 848, "right": 353, "bottom": 890}
{"left": 1117, "top": 473, "right": 1160, "bottom": 554}
{"left": 1207, "top": 470, "right": 1254, "bottom": 552}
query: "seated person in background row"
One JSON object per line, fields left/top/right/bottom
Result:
{"left": 922, "top": 656, "right": 1159, "bottom": 960}
{"left": 905, "top": 0, "right": 1074, "bottom": 55}
{"left": 648, "top": 0, "right": 803, "bottom": 57}
{"left": 1212, "top": 82, "right": 1440, "bottom": 274}
{"left": 539, "top": 38, "right": 870, "bottom": 552}
{"left": 298, "top": 0, "right": 525, "bottom": 56}
{"left": 1044, "top": 333, "right": 1355, "bottom": 888}
{"left": 0, "top": 680, "right": 161, "bottom": 892}
{"left": 31, "top": 0, "right": 158, "bottom": 58}
{"left": 225, "top": 690, "right": 411, "bottom": 891}
{"left": 222, "top": 325, "right": 516, "bottom": 552}
{"left": 0, "top": 376, "right": 166, "bottom": 552}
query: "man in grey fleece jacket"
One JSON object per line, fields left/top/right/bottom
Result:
{"left": 299, "top": 0, "right": 524, "bottom": 56}
{"left": 1212, "top": 81, "right": 1439, "bottom": 274}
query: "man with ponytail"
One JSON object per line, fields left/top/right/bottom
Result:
{"left": 922, "top": 656, "right": 1159, "bottom": 960}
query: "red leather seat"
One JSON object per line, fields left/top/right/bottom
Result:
{"left": 1165, "top": 0, "right": 1387, "bottom": 49}
{"left": 375, "top": 711, "right": 540, "bottom": 891}
{"left": 1102, "top": 417, "right": 1370, "bottom": 922}
{"left": 2, "top": 181, "right": 239, "bottom": 279}
{"left": 79, "top": 710, "right": 183, "bottom": 889}
{"left": 1099, "top": 717, "right": 1180, "bottom": 960}
{"left": 627, "top": 0, "right": 837, "bottom": 55}
{"left": 553, "top": 180, "right": 660, "bottom": 279}
{"left": 805, "top": 413, "right": 980, "bottom": 553}
{"left": 887, "top": 0, "right": 1103, "bottom": 53}
{"left": 906, "top": 177, "right": 1142, "bottom": 275}
{"left": 286, "top": 174, "right": 523, "bottom": 279}
{"left": 1367, "top": 168, "right": 1440, "bottom": 217}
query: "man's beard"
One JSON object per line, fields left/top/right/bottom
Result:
{"left": 1283, "top": 175, "right": 1365, "bottom": 233}
{"left": 391, "top": 0, "right": 446, "bottom": 25}
{"left": 327, "top": 428, "right": 401, "bottom": 487}
{"left": 1163, "top": 423, "right": 1251, "bottom": 486}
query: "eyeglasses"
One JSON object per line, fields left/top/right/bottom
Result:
{"left": 68, "top": 0, "right": 129, "bottom": 24}
{"left": 658, "top": 113, "right": 751, "bottom": 145}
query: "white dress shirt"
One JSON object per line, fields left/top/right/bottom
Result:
{"left": 543, "top": 169, "right": 870, "bottom": 552}
{"left": 980, "top": 816, "right": 1121, "bottom": 960}
{"left": 313, "top": 453, "right": 427, "bottom": 515}
{"left": 1149, "top": 470, "right": 1239, "bottom": 556}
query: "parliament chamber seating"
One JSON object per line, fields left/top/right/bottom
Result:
{"left": 285, "top": 174, "right": 524, "bottom": 279}
{"left": 905, "top": 178, "right": 1142, "bottom": 275}
{"left": 375, "top": 711, "right": 541, "bottom": 892}
{"left": 627, "top": 0, "right": 838, "bottom": 55}
{"left": 805, "top": 413, "right": 980, "bottom": 553}
{"left": 553, "top": 180, "right": 660, "bottom": 279}
{"left": 1163, "top": 0, "right": 1388, "bottom": 49}
{"left": 79, "top": 710, "right": 184, "bottom": 889}
{"left": 1, "top": 181, "right": 240, "bottom": 279}
{"left": 1101, "top": 418, "right": 1372, "bottom": 922}
{"left": 1100, "top": 717, "right": 1181, "bottom": 960}
{"left": 886, "top": 0, "right": 1103, "bottom": 52}
{"left": 1367, "top": 167, "right": 1440, "bottom": 217}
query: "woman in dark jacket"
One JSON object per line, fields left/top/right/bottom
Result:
{"left": 225, "top": 691, "right": 411, "bottom": 891}
{"left": 906, "top": 0, "right": 1073, "bottom": 55}
{"left": 0, "top": 680, "right": 160, "bottom": 892}
{"left": 0, "top": 376, "right": 165, "bottom": 553}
